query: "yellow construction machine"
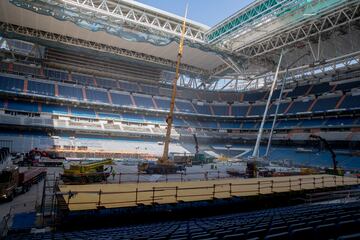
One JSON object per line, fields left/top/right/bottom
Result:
{"left": 61, "top": 159, "right": 114, "bottom": 184}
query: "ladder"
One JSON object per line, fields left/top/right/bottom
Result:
{"left": 40, "top": 172, "right": 57, "bottom": 227}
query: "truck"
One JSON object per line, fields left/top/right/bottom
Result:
{"left": 0, "top": 166, "right": 46, "bottom": 201}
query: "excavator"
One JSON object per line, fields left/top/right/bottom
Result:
{"left": 310, "top": 134, "right": 343, "bottom": 175}
{"left": 61, "top": 159, "right": 114, "bottom": 184}
{"left": 137, "top": 5, "right": 189, "bottom": 175}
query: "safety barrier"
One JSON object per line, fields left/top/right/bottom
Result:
{"left": 57, "top": 175, "right": 360, "bottom": 211}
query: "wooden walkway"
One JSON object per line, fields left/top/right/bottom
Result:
{"left": 58, "top": 175, "right": 359, "bottom": 211}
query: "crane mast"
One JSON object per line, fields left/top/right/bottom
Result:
{"left": 160, "top": 5, "right": 188, "bottom": 164}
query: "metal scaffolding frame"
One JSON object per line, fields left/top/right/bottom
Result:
{"left": 0, "top": 22, "right": 207, "bottom": 76}
{"left": 10, "top": 0, "right": 207, "bottom": 43}
{"left": 207, "top": 0, "right": 303, "bottom": 44}
{"left": 235, "top": 1, "right": 360, "bottom": 57}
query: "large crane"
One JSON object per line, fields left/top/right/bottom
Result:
{"left": 160, "top": 5, "right": 188, "bottom": 164}
{"left": 137, "top": 5, "right": 189, "bottom": 174}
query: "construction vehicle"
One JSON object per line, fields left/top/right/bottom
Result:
{"left": 61, "top": 159, "right": 114, "bottom": 184}
{"left": 20, "top": 148, "right": 65, "bottom": 167}
{"left": 138, "top": 161, "right": 185, "bottom": 174}
{"left": 310, "top": 134, "right": 344, "bottom": 175}
{"left": 191, "top": 134, "right": 208, "bottom": 165}
{"left": 137, "top": 6, "right": 189, "bottom": 175}
{"left": 0, "top": 166, "right": 46, "bottom": 201}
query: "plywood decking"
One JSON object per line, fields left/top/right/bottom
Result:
{"left": 58, "top": 175, "right": 359, "bottom": 211}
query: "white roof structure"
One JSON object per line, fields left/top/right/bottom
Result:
{"left": 0, "top": 0, "right": 360, "bottom": 91}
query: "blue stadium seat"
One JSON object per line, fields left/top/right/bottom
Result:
{"left": 72, "top": 73, "right": 94, "bottom": 86}
{"left": 219, "top": 122, "right": 240, "bottom": 129}
{"left": 311, "top": 97, "right": 339, "bottom": 112}
{"left": 15, "top": 200, "right": 360, "bottom": 240}
{"left": 201, "top": 121, "right": 218, "bottom": 129}
{"left": 286, "top": 85, "right": 310, "bottom": 98}
{"left": 263, "top": 121, "right": 275, "bottom": 129}
{"left": 242, "top": 122, "right": 257, "bottom": 129}
{"left": 13, "top": 64, "right": 39, "bottom": 76}
{"left": 277, "top": 120, "right": 300, "bottom": 129}
{"left": 186, "top": 120, "right": 202, "bottom": 128}
{"left": 243, "top": 91, "right": 266, "bottom": 102}
{"left": 96, "top": 77, "right": 117, "bottom": 89}
{"left": 232, "top": 105, "right": 249, "bottom": 116}
{"left": 194, "top": 104, "right": 212, "bottom": 115}
{"left": 155, "top": 98, "right": 171, "bottom": 110}
{"left": 111, "top": 92, "right": 133, "bottom": 107}
{"left": 309, "top": 82, "right": 332, "bottom": 95}
{"left": 71, "top": 108, "right": 96, "bottom": 118}
{"left": 141, "top": 84, "right": 159, "bottom": 95}
{"left": 44, "top": 69, "right": 68, "bottom": 81}
{"left": 7, "top": 100, "right": 38, "bottom": 112}
{"left": 325, "top": 118, "right": 354, "bottom": 126}
{"left": 212, "top": 105, "right": 228, "bottom": 116}
{"left": 121, "top": 113, "right": 145, "bottom": 123}
{"left": 27, "top": 81, "right": 55, "bottom": 96}
{"left": 0, "top": 75, "right": 24, "bottom": 92}
{"left": 249, "top": 105, "right": 265, "bottom": 116}
{"left": 42, "top": 104, "right": 68, "bottom": 115}
{"left": 85, "top": 89, "right": 109, "bottom": 103}
{"left": 144, "top": 115, "right": 165, "bottom": 124}
{"left": 268, "top": 102, "right": 289, "bottom": 115}
{"left": 335, "top": 81, "right": 360, "bottom": 92}
{"left": 173, "top": 117, "right": 186, "bottom": 127}
{"left": 58, "top": 84, "right": 83, "bottom": 100}
{"left": 119, "top": 81, "right": 139, "bottom": 92}
{"left": 133, "top": 95, "right": 155, "bottom": 109}
{"left": 98, "top": 112, "right": 121, "bottom": 120}
{"left": 287, "top": 100, "right": 312, "bottom": 114}
{"left": 300, "top": 119, "right": 324, "bottom": 127}
{"left": 339, "top": 95, "right": 360, "bottom": 110}
{"left": 176, "top": 101, "right": 195, "bottom": 113}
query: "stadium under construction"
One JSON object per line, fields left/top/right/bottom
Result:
{"left": 0, "top": 0, "right": 360, "bottom": 239}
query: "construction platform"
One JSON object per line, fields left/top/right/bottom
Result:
{"left": 58, "top": 175, "right": 359, "bottom": 211}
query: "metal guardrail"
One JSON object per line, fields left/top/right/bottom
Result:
{"left": 57, "top": 175, "right": 360, "bottom": 210}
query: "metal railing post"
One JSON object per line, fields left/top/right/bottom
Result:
{"left": 119, "top": 173, "right": 122, "bottom": 184}
{"left": 98, "top": 190, "right": 102, "bottom": 206}
{"left": 137, "top": 173, "right": 140, "bottom": 183}
{"left": 342, "top": 176, "right": 345, "bottom": 185}
{"left": 166, "top": 173, "right": 168, "bottom": 183}
{"left": 229, "top": 183, "right": 232, "bottom": 197}
{"left": 289, "top": 178, "right": 292, "bottom": 191}
{"left": 67, "top": 191, "right": 72, "bottom": 204}
{"left": 322, "top": 176, "right": 325, "bottom": 188}
{"left": 271, "top": 180, "right": 274, "bottom": 193}
{"left": 258, "top": 181, "right": 261, "bottom": 195}
{"left": 181, "top": 172, "right": 183, "bottom": 182}
{"left": 175, "top": 186, "right": 178, "bottom": 202}
{"left": 152, "top": 187, "right": 155, "bottom": 204}
{"left": 135, "top": 188, "right": 138, "bottom": 205}
{"left": 213, "top": 184, "right": 216, "bottom": 198}
{"left": 217, "top": 170, "right": 220, "bottom": 179}
{"left": 313, "top": 177, "right": 316, "bottom": 189}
